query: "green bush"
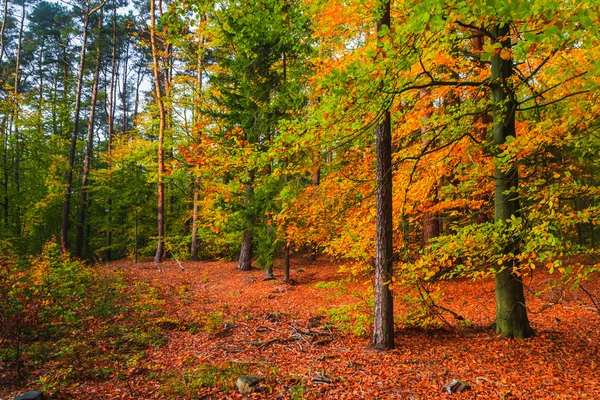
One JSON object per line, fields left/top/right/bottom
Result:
{"left": 0, "top": 240, "right": 166, "bottom": 387}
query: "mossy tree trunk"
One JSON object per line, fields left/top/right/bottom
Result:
{"left": 491, "top": 23, "right": 533, "bottom": 339}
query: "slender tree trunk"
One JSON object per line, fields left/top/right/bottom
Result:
{"left": 372, "top": 0, "right": 394, "bottom": 351}
{"left": 420, "top": 88, "right": 441, "bottom": 245}
{"left": 308, "top": 152, "right": 320, "bottom": 261}
{"left": 60, "top": 44, "right": 69, "bottom": 135}
{"left": 190, "top": 26, "right": 205, "bottom": 261}
{"left": 105, "top": 6, "right": 118, "bottom": 262}
{"left": 491, "top": 23, "right": 533, "bottom": 339}
{"left": 121, "top": 40, "right": 129, "bottom": 134}
{"left": 0, "top": 0, "right": 8, "bottom": 66}
{"left": 134, "top": 210, "right": 138, "bottom": 263}
{"left": 11, "top": 0, "right": 25, "bottom": 233}
{"left": 283, "top": 241, "right": 290, "bottom": 283}
{"left": 38, "top": 43, "right": 44, "bottom": 137}
{"left": 60, "top": 1, "right": 104, "bottom": 252}
{"left": 133, "top": 67, "right": 144, "bottom": 121}
{"left": 190, "top": 174, "right": 200, "bottom": 260}
{"left": 75, "top": 11, "right": 103, "bottom": 258}
{"left": 473, "top": 32, "right": 491, "bottom": 224}
{"left": 238, "top": 169, "right": 254, "bottom": 270}
{"left": 61, "top": 8, "right": 91, "bottom": 252}
{"left": 150, "top": 0, "right": 166, "bottom": 263}
{"left": 1, "top": 117, "right": 7, "bottom": 225}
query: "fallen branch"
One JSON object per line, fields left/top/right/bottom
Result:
{"left": 417, "top": 280, "right": 465, "bottom": 327}
{"left": 579, "top": 284, "right": 600, "bottom": 315}
{"left": 172, "top": 252, "right": 185, "bottom": 270}
{"left": 246, "top": 337, "right": 297, "bottom": 349}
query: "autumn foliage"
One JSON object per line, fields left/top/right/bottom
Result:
{"left": 1, "top": 0, "right": 600, "bottom": 397}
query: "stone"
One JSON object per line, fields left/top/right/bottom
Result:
{"left": 14, "top": 391, "right": 43, "bottom": 400}
{"left": 441, "top": 379, "right": 471, "bottom": 394}
{"left": 223, "top": 321, "right": 235, "bottom": 330}
{"left": 236, "top": 376, "right": 265, "bottom": 394}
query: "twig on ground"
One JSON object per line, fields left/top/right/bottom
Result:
{"left": 579, "top": 284, "right": 600, "bottom": 315}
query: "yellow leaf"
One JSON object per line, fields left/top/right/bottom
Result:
{"left": 500, "top": 48, "right": 512, "bottom": 60}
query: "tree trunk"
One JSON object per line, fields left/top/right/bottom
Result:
{"left": 105, "top": 6, "right": 118, "bottom": 262}
{"left": 121, "top": 39, "right": 129, "bottom": 134}
{"left": 75, "top": 11, "right": 103, "bottom": 258}
{"left": 190, "top": 26, "right": 205, "bottom": 261}
{"left": 473, "top": 32, "right": 491, "bottom": 224}
{"left": 372, "top": 0, "right": 394, "bottom": 351}
{"left": 420, "top": 88, "right": 441, "bottom": 245}
{"left": 1, "top": 117, "right": 7, "bottom": 225}
{"left": 11, "top": 0, "right": 25, "bottom": 233}
{"left": 283, "top": 241, "right": 290, "bottom": 283}
{"left": 264, "top": 266, "right": 275, "bottom": 280}
{"left": 150, "top": 0, "right": 166, "bottom": 263}
{"left": 238, "top": 229, "right": 253, "bottom": 271}
{"left": 491, "top": 23, "right": 533, "bottom": 339}
{"left": 190, "top": 174, "right": 200, "bottom": 260}
{"left": 61, "top": 5, "right": 93, "bottom": 252}
{"left": 0, "top": 0, "right": 8, "bottom": 66}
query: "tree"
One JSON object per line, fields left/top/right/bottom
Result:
{"left": 60, "top": 0, "right": 105, "bottom": 253}
{"left": 372, "top": 0, "right": 394, "bottom": 350}
{"left": 75, "top": 8, "right": 104, "bottom": 258}
{"left": 149, "top": 0, "right": 166, "bottom": 263}
{"left": 206, "top": 0, "right": 312, "bottom": 273}
{"left": 490, "top": 22, "right": 533, "bottom": 338}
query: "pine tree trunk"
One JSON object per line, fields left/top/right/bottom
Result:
{"left": 190, "top": 175, "right": 199, "bottom": 261}
{"left": 105, "top": 6, "right": 118, "bottom": 261}
{"left": 372, "top": 0, "right": 394, "bottom": 351}
{"left": 150, "top": 0, "right": 166, "bottom": 263}
{"left": 121, "top": 40, "right": 129, "bottom": 134}
{"left": 491, "top": 23, "right": 533, "bottom": 339}
{"left": 76, "top": 11, "right": 103, "bottom": 258}
{"left": 11, "top": 0, "right": 25, "bottom": 234}
{"left": 190, "top": 26, "right": 205, "bottom": 261}
{"left": 0, "top": 0, "right": 8, "bottom": 66}
{"left": 61, "top": 6, "right": 92, "bottom": 253}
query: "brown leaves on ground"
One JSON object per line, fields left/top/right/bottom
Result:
{"left": 2, "top": 257, "right": 600, "bottom": 399}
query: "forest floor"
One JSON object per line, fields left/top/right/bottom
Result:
{"left": 2, "top": 256, "right": 600, "bottom": 399}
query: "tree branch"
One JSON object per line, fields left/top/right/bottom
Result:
{"left": 517, "top": 90, "right": 589, "bottom": 111}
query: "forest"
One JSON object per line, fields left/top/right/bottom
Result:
{"left": 1, "top": 0, "right": 600, "bottom": 398}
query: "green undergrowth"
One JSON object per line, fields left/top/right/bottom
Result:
{"left": 161, "top": 361, "right": 249, "bottom": 395}
{"left": 315, "top": 278, "right": 373, "bottom": 336}
{"left": 160, "top": 360, "right": 280, "bottom": 397}
{"left": 0, "top": 241, "right": 168, "bottom": 392}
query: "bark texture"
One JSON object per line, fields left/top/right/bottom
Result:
{"left": 491, "top": 23, "right": 533, "bottom": 339}
{"left": 372, "top": 0, "right": 394, "bottom": 351}
{"left": 238, "top": 230, "right": 253, "bottom": 271}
